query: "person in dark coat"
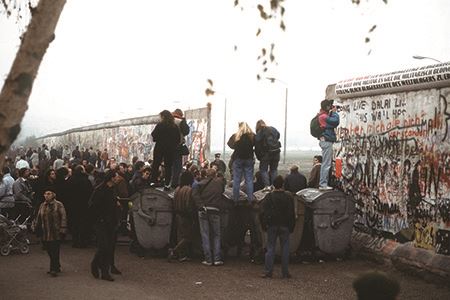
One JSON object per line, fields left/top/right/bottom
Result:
{"left": 308, "top": 155, "right": 322, "bottom": 188}
{"left": 54, "top": 167, "right": 70, "bottom": 224}
{"left": 36, "top": 169, "right": 57, "bottom": 207}
{"left": 67, "top": 165, "right": 93, "bottom": 248}
{"left": 255, "top": 120, "right": 281, "bottom": 191}
{"left": 210, "top": 153, "right": 226, "bottom": 176}
{"left": 150, "top": 110, "right": 181, "bottom": 190}
{"left": 130, "top": 167, "right": 151, "bottom": 194}
{"left": 261, "top": 175, "right": 295, "bottom": 279}
{"left": 284, "top": 165, "right": 307, "bottom": 194}
{"left": 168, "top": 171, "right": 195, "bottom": 262}
{"left": 171, "top": 109, "right": 190, "bottom": 188}
{"left": 89, "top": 169, "right": 122, "bottom": 281}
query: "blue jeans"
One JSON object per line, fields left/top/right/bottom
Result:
{"left": 265, "top": 226, "right": 290, "bottom": 276}
{"left": 198, "top": 211, "right": 221, "bottom": 263}
{"left": 259, "top": 152, "right": 280, "bottom": 187}
{"left": 233, "top": 158, "right": 254, "bottom": 202}
{"left": 319, "top": 140, "right": 333, "bottom": 187}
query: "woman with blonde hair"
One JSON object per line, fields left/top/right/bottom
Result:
{"left": 227, "top": 122, "right": 255, "bottom": 203}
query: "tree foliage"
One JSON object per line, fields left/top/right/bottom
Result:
{"left": 234, "top": 0, "right": 286, "bottom": 80}
{"left": 0, "top": 0, "right": 37, "bottom": 32}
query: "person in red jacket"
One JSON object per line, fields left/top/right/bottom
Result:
{"left": 317, "top": 100, "right": 339, "bottom": 190}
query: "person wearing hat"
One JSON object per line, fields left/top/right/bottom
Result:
{"left": 210, "top": 153, "right": 226, "bottom": 176}
{"left": 32, "top": 187, "right": 67, "bottom": 277}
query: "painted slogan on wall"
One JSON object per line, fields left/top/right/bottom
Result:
{"left": 335, "top": 62, "right": 450, "bottom": 98}
{"left": 335, "top": 88, "right": 450, "bottom": 254}
{"left": 37, "top": 106, "right": 211, "bottom": 165}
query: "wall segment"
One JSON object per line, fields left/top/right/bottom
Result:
{"left": 329, "top": 63, "right": 450, "bottom": 255}
{"left": 36, "top": 105, "right": 211, "bottom": 165}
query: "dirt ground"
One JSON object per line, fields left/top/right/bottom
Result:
{"left": 1, "top": 243, "right": 449, "bottom": 300}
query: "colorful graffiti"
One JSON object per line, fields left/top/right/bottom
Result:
{"left": 335, "top": 88, "right": 450, "bottom": 254}
{"left": 37, "top": 107, "right": 210, "bottom": 165}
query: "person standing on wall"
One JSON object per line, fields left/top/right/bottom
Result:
{"left": 318, "top": 100, "right": 339, "bottom": 190}
{"left": 171, "top": 109, "right": 190, "bottom": 189}
{"left": 227, "top": 122, "right": 255, "bottom": 203}
{"left": 150, "top": 110, "right": 181, "bottom": 190}
{"left": 255, "top": 120, "right": 281, "bottom": 192}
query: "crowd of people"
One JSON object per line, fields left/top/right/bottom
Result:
{"left": 0, "top": 106, "right": 332, "bottom": 282}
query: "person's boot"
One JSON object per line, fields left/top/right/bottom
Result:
{"left": 110, "top": 265, "right": 122, "bottom": 275}
{"left": 90, "top": 261, "right": 100, "bottom": 279}
{"left": 100, "top": 270, "right": 114, "bottom": 282}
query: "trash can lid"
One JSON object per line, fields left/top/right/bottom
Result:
{"left": 296, "top": 188, "right": 335, "bottom": 203}
{"left": 223, "top": 187, "right": 248, "bottom": 202}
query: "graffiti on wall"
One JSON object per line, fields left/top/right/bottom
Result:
{"left": 38, "top": 107, "right": 210, "bottom": 165}
{"left": 335, "top": 88, "right": 450, "bottom": 254}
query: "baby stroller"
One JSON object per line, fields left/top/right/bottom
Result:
{"left": 0, "top": 214, "right": 30, "bottom": 256}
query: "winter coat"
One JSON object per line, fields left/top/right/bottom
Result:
{"left": 151, "top": 122, "right": 181, "bottom": 153}
{"left": 318, "top": 110, "right": 340, "bottom": 142}
{"left": 227, "top": 133, "right": 255, "bottom": 160}
{"left": 284, "top": 172, "right": 307, "bottom": 194}
{"left": 192, "top": 177, "right": 225, "bottom": 211}
{"left": 89, "top": 183, "right": 118, "bottom": 226}
{"left": 66, "top": 173, "right": 93, "bottom": 215}
{"left": 261, "top": 190, "right": 295, "bottom": 232}
{"left": 33, "top": 199, "right": 67, "bottom": 241}
{"left": 255, "top": 126, "right": 281, "bottom": 161}
{"left": 174, "top": 185, "right": 195, "bottom": 217}
{"left": 12, "top": 177, "right": 33, "bottom": 206}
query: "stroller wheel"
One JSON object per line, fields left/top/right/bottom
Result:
{"left": 20, "top": 244, "right": 30, "bottom": 254}
{"left": 1, "top": 245, "right": 11, "bottom": 256}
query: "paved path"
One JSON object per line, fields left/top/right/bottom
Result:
{"left": 1, "top": 244, "right": 449, "bottom": 299}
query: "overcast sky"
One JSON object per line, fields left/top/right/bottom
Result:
{"left": 1, "top": 0, "right": 449, "bottom": 151}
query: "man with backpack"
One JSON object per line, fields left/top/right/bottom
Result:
{"left": 255, "top": 120, "right": 281, "bottom": 192}
{"left": 314, "top": 100, "right": 340, "bottom": 190}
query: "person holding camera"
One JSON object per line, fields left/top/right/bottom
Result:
{"left": 318, "top": 99, "right": 340, "bottom": 190}
{"left": 32, "top": 187, "right": 67, "bottom": 277}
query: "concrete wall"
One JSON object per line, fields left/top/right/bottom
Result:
{"left": 36, "top": 105, "right": 211, "bottom": 164}
{"left": 331, "top": 63, "right": 450, "bottom": 256}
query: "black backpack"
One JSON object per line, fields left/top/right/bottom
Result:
{"left": 310, "top": 115, "right": 324, "bottom": 138}
{"left": 263, "top": 127, "right": 281, "bottom": 152}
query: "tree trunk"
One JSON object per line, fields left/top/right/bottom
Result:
{"left": 0, "top": 0, "right": 67, "bottom": 169}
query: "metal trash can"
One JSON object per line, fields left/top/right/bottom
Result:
{"left": 296, "top": 188, "right": 355, "bottom": 255}
{"left": 254, "top": 190, "right": 306, "bottom": 255}
{"left": 130, "top": 188, "right": 173, "bottom": 250}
